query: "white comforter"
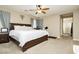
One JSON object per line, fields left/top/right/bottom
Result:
{"left": 9, "top": 30, "right": 49, "bottom": 47}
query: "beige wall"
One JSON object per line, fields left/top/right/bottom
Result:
{"left": 0, "top": 6, "right": 31, "bottom": 24}
{"left": 43, "top": 14, "right": 60, "bottom": 38}
{"left": 10, "top": 12, "right": 31, "bottom": 24}
{"left": 73, "top": 10, "right": 79, "bottom": 41}
{"left": 44, "top": 10, "right": 79, "bottom": 39}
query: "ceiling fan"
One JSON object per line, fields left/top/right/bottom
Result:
{"left": 25, "top": 5, "right": 49, "bottom": 14}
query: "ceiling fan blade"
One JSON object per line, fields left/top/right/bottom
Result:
{"left": 29, "top": 9, "right": 35, "bottom": 11}
{"left": 25, "top": 9, "right": 36, "bottom": 11}
{"left": 41, "top": 11, "right": 46, "bottom": 14}
{"left": 42, "top": 8, "right": 49, "bottom": 10}
{"left": 35, "top": 12, "right": 38, "bottom": 14}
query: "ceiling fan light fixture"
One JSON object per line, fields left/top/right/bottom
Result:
{"left": 25, "top": 5, "right": 49, "bottom": 15}
{"left": 37, "top": 10, "right": 42, "bottom": 13}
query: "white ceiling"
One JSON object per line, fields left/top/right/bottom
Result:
{"left": 1, "top": 5, "right": 79, "bottom": 17}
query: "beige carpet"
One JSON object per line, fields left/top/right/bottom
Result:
{"left": 0, "top": 38, "right": 73, "bottom": 54}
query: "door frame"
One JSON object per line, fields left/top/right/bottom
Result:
{"left": 60, "top": 13, "right": 73, "bottom": 37}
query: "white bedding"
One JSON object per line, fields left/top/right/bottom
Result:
{"left": 9, "top": 30, "right": 49, "bottom": 47}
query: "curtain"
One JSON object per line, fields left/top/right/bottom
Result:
{"left": 31, "top": 18, "right": 37, "bottom": 28}
{"left": 0, "top": 11, "right": 5, "bottom": 27}
{"left": 33, "top": 19, "right": 37, "bottom": 28}
{"left": 0, "top": 11, "right": 10, "bottom": 30}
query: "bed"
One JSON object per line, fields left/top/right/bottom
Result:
{"left": 9, "top": 23, "right": 48, "bottom": 52}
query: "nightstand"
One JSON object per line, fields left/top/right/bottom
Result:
{"left": 0, "top": 32, "right": 9, "bottom": 43}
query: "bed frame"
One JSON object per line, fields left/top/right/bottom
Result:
{"left": 9, "top": 23, "right": 48, "bottom": 52}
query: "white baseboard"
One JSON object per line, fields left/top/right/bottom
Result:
{"left": 57, "top": 36, "right": 60, "bottom": 38}
{"left": 73, "top": 39, "right": 79, "bottom": 41}
{"left": 73, "top": 45, "right": 79, "bottom": 54}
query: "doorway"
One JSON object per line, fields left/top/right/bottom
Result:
{"left": 60, "top": 13, "right": 73, "bottom": 37}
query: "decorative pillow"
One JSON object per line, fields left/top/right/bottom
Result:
{"left": 24, "top": 26, "right": 34, "bottom": 30}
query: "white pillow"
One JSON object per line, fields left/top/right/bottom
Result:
{"left": 14, "top": 26, "right": 25, "bottom": 30}
{"left": 14, "top": 25, "right": 34, "bottom": 30}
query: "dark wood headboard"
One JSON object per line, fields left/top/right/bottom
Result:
{"left": 10, "top": 23, "right": 31, "bottom": 30}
